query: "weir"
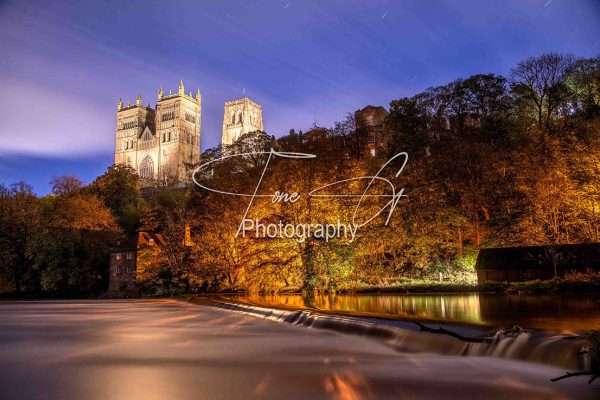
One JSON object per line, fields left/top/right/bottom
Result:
{"left": 187, "top": 297, "right": 588, "bottom": 371}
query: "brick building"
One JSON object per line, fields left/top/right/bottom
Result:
{"left": 108, "top": 231, "right": 164, "bottom": 296}
{"left": 355, "top": 105, "right": 389, "bottom": 156}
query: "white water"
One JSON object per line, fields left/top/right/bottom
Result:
{"left": 198, "top": 299, "right": 588, "bottom": 371}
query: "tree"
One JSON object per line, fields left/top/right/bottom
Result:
{"left": 50, "top": 176, "right": 84, "bottom": 196}
{"left": 0, "top": 182, "right": 40, "bottom": 294}
{"left": 568, "top": 56, "right": 600, "bottom": 119}
{"left": 387, "top": 95, "right": 430, "bottom": 156}
{"left": 510, "top": 53, "right": 576, "bottom": 136}
{"left": 91, "top": 164, "right": 142, "bottom": 233}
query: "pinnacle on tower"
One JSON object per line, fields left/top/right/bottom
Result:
{"left": 178, "top": 80, "right": 184, "bottom": 95}
{"left": 158, "top": 86, "right": 163, "bottom": 101}
{"left": 136, "top": 93, "right": 142, "bottom": 106}
{"left": 196, "top": 88, "right": 201, "bottom": 101}
{"left": 117, "top": 98, "right": 123, "bottom": 111}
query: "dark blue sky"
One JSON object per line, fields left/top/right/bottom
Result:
{"left": 1, "top": 0, "right": 599, "bottom": 194}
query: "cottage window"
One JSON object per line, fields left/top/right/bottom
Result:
{"left": 115, "top": 253, "right": 121, "bottom": 261}
{"left": 116, "top": 266, "right": 121, "bottom": 274}
{"left": 126, "top": 252, "right": 134, "bottom": 260}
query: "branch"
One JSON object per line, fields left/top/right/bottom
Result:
{"left": 414, "top": 321, "right": 494, "bottom": 343}
{"left": 551, "top": 371, "right": 598, "bottom": 385}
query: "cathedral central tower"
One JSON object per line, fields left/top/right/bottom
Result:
{"left": 221, "top": 97, "right": 263, "bottom": 145}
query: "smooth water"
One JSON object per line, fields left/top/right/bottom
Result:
{"left": 1, "top": 300, "right": 597, "bottom": 399}
{"left": 227, "top": 293, "right": 600, "bottom": 331}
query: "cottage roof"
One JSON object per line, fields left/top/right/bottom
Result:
{"left": 111, "top": 231, "right": 165, "bottom": 252}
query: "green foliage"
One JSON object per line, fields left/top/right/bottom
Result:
{"left": 91, "top": 164, "right": 142, "bottom": 233}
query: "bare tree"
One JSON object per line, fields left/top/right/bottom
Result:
{"left": 510, "top": 53, "right": 575, "bottom": 136}
{"left": 50, "top": 176, "right": 84, "bottom": 196}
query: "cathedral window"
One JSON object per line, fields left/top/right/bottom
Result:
{"left": 139, "top": 155, "right": 154, "bottom": 179}
{"left": 231, "top": 112, "right": 236, "bottom": 124}
{"left": 123, "top": 121, "right": 137, "bottom": 130}
{"left": 237, "top": 111, "right": 243, "bottom": 123}
{"left": 142, "top": 129, "right": 153, "bottom": 141}
{"left": 162, "top": 110, "right": 175, "bottom": 121}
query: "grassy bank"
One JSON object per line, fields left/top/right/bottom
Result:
{"left": 342, "top": 272, "right": 600, "bottom": 295}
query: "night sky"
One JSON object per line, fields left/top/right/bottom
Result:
{"left": 1, "top": 0, "right": 599, "bottom": 194}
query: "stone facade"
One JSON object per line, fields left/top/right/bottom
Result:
{"left": 107, "top": 231, "right": 164, "bottom": 296}
{"left": 221, "top": 97, "right": 263, "bottom": 145}
{"left": 115, "top": 81, "right": 201, "bottom": 184}
{"left": 355, "top": 105, "right": 389, "bottom": 156}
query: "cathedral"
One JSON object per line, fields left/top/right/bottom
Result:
{"left": 114, "top": 81, "right": 263, "bottom": 183}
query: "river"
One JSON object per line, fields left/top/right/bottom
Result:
{"left": 0, "top": 299, "right": 597, "bottom": 399}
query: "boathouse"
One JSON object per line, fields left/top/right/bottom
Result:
{"left": 475, "top": 243, "right": 600, "bottom": 283}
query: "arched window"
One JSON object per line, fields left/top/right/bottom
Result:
{"left": 231, "top": 112, "right": 236, "bottom": 124}
{"left": 237, "top": 111, "right": 243, "bottom": 123}
{"left": 139, "top": 155, "right": 154, "bottom": 179}
{"left": 142, "top": 129, "right": 153, "bottom": 141}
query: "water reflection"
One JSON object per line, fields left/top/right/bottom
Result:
{"left": 229, "top": 293, "right": 600, "bottom": 331}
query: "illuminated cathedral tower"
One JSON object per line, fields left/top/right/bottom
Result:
{"left": 221, "top": 97, "right": 263, "bottom": 145}
{"left": 114, "top": 81, "right": 201, "bottom": 184}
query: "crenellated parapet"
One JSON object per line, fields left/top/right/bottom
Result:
{"left": 221, "top": 97, "right": 263, "bottom": 146}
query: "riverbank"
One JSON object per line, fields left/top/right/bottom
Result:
{"left": 201, "top": 291, "right": 600, "bottom": 332}
{"left": 325, "top": 273, "right": 600, "bottom": 295}
{"left": 0, "top": 299, "right": 597, "bottom": 399}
